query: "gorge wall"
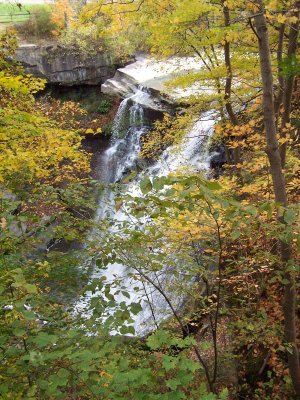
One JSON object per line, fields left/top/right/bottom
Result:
{"left": 14, "top": 44, "right": 118, "bottom": 85}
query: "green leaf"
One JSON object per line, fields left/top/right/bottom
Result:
{"left": 200, "top": 341, "right": 212, "bottom": 351}
{"left": 200, "top": 394, "right": 217, "bottom": 400}
{"left": 130, "top": 302, "right": 142, "bottom": 315}
{"left": 179, "top": 357, "right": 199, "bottom": 372}
{"left": 57, "top": 368, "right": 70, "bottom": 379}
{"left": 162, "top": 355, "right": 176, "bottom": 371}
{"left": 122, "top": 171, "right": 138, "bottom": 183}
{"left": 33, "top": 333, "right": 58, "bottom": 347}
{"left": 206, "top": 181, "right": 222, "bottom": 191}
{"left": 166, "top": 378, "right": 180, "bottom": 390}
{"left": 49, "top": 373, "right": 68, "bottom": 388}
{"left": 13, "top": 328, "right": 26, "bottom": 337}
{"left": 219, "top": 388, "right": 229, "bottom": 400}
{"left": 284, "top": 209, "right": 296, "bottom": 224}
{"left": 279, "top": 55, "right": 300, "bottom": 78}
{"left": 147, "top": 330, "right": 171, "bottom": 350}
{"left": 37, "top": 379, "right": 49, "bottom": 390}
{"left": 246, "top": 205, "right": 257, "bottom": 217}
{"left": 23, "top": 310, "right": 37, "bottom": 321}
{"left": 23, "top": 283, "right": 38, "bottom": 294}
{"left": 153, "top": 176, "right": 166, "bottom": 190}
{"left": 140, "top": 176, "right": 152, "bottom": 194}
{"left": 259, "top": 202, "right": 273, "bottom": 214}
{"left": 121, "top": 290, "right": 130, "bottom": 299}
{"left": 231, "top": 230, "right": 240, "bottom": 240}
{"left": 120, "top": 325, "right": 135, "bottom": 335}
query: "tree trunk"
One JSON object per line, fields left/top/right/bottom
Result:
{"left": 64, "top": 11, "right": 69, "bottom": 28}
{"left": 223, "top": 2, "right": 240, "bottom": 165}
{"left": 280, "top": 1, "right": 300, "bottom": 167}
{"left": 254, "top": 2, "right": 300, "bottom": 397}
{"left": 275, "top": 23, "right": 285, "bottom": 121}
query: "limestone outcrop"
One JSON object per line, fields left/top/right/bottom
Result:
{"left": 14, "top": 44, "right": 117, "bottom": 85}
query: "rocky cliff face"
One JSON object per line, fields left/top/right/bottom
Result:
{"left": 14, "top": 44, "right": 117, "bottom": 85}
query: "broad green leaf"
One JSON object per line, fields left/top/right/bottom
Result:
{"left": 130, "top": 302, "right": 142, "bottom": 315}
{"left": 140, "top": 176, "right": 152, "bottom": 194}
{"left": 284, "top": 209, "right": 296, "bottom": 224}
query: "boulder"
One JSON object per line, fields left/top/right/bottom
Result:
{"left": 209, "top": 144, "right": 227, "bottom": 177}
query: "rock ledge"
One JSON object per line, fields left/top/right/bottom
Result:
{"left": 14, "top": 44, "right": 117, "bottom": 85}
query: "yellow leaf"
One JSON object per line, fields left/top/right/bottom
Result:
{"left": 0, "top": 217, "right": 7, "bottom": 229}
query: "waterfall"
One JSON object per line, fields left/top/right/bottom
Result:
{"left": 75, "top": 88, "right": 149, "bottom": 318}
{"left": 115, "top": 113, "right": 215, "bottom": 334}
{"left": 147, "top": 115, "right": 214, "bottom": 177}
{"left": 130, "top": 103, "right": 144, "bottom": 127}
{"left": 111, "top": 97, "right": 130, "bottom": 138}
{"left": 76, "top": 87, "right": 215, "bottom": 335}
{"left": 102, "top": 89, "right": 148, "bottom": 184}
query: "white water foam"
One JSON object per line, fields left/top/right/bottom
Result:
{"left": 76, "top": 89, "right": 215, "bottom": 335}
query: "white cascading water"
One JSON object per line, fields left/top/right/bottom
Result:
{"left": 147, "top": 114, "right": 214, "bottom": 177}
{"left": 103, "top": 89, "right": 149, "bottom": 184}
{"left": 75, "top": 87, "right": 150, "bottom": 318}
{"left": 76, "top": 86, "right": 215, "bottom": 335}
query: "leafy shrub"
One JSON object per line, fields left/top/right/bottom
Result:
{"left": 14, "top": 6, "right": 57, "bottom": 39}
{"left": 59, "top": 25, "right": 105, "bottom": 57}
{"left": 98, "top": 99, "right": 111, "bottom": 114}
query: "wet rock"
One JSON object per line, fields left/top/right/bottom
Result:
{"left": 209, "top": 144, "right": 226, "bottom": 172}
{"left": 101, "top": 59, "right": 176, "bottom": 114}
{"left": 135, "top": 158, "right": 152, "bottom": 170}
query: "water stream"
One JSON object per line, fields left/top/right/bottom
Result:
{"left": 76, "top": 86, "right": 215, "bottom": 335}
